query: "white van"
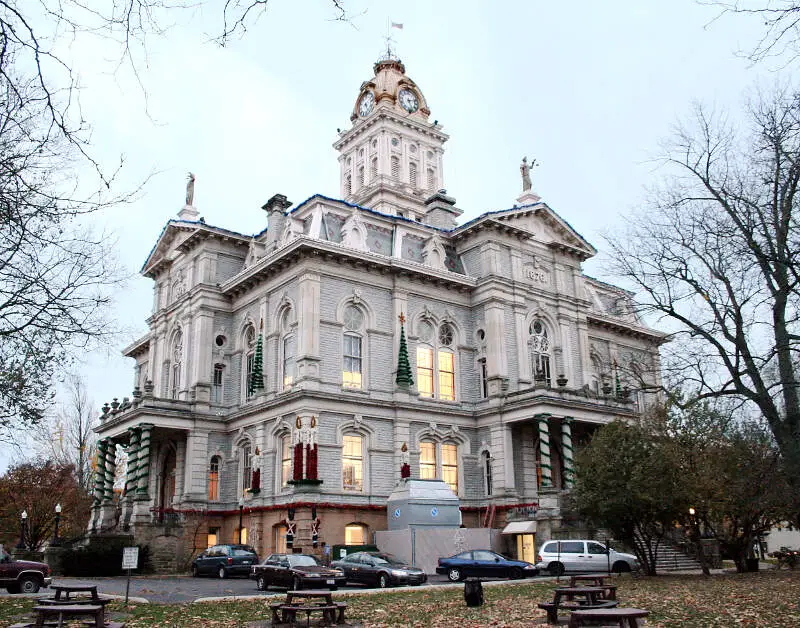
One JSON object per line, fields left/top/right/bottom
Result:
{"left": 534, "top": 540, "right": 639, "bottom": 576}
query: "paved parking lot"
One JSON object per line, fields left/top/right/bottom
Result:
{"left": 1, "top": 573, "right": 470, "bottom": 604}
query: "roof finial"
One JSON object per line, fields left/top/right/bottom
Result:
{"left": 178, "top": 171, "right": 199, "bottom": 220}
{"left": 380, "top": 18, "right": 403, "bottom": 62}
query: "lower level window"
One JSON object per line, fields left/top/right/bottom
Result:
{"left": 345, "top": 524, "right": 366, "bottom": 545}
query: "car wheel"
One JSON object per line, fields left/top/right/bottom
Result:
{"left": 257, "top": 575, "right": 267, "bottom": 591}
{"left": 218, "top": 566, "right": 227, "bottom": 579}
{"left": 377, "top": 573, "right": 390, "bottom": 589}
{"left": 509, "top": 567, "right": 524, "bottom": 580}
{"left": 292, "top": 576, "right": 302, "bottom": 591}
{"left": 18, "top": 576, "right": 40, "bottom": 594}
{"left": 612, "top": 561, "right": 631, "bottom": 574}
{"left": 548, "top": 562, "right": 565, "bottom": 577}
{"left": 447, "top": 567, "right": 462, "bottom": 582}
{"left": 191, "top": 565, "right": 199, "bottom": 578}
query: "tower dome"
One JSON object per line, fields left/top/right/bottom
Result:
{"left": 351, "top": 57, "right": 431, "bottom": 122}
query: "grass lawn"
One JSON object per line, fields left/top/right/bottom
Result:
{"left": 1, "top": 570, "right": 798, "bottom": 626}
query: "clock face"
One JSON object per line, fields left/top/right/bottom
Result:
{"left": 358, "top": 91, "right": 375, "bottom": 117}
{"left": 398, "top": 89, "right": 419, "bottom": 113}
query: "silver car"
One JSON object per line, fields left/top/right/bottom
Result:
{"left": 534, "top": 540, "right": 639, "bottom": 576}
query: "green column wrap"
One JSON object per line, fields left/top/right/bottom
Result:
{"left": 136, "top": 424, "right": 153, "bottom": 500}
{"left": 126, "top": 427, "right": 140, "bottom": 499}
{"left": 92, "top": 439, "right": 107, "bottom": 506}
{"left": 103, "top": 439, "right": 116, "bottom": 503}
{"left": 561, "top": 417, "right": 575, "bottom": 489}
{"left": 537, "top": 415, "right": 552, "bottom": 488}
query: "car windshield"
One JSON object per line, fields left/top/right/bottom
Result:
{"left": 288, "top": 555, "right": 319, "bottom": 567}
{"left": 371, "top": 554, "right": 405, "bottom": 566}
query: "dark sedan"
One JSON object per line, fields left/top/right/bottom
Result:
{"left": 332, "top": 551, "right": 427, "bottom": 588}
{"left": 436, "top": 549, "right": 538, "bottom": 581}
{"left": 191, "top": 544, "right": 258, "bottom": 579}
{"left": 251, "top": 554, "right": 346, "bottom": 591}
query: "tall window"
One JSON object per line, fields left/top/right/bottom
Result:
{"left": 243, "top": 325, "right": 256, "bottom": 399}
{"left": 344, "top": 175, "right": 352, "bottom": 196}
{"left": 207, "top": 527, "right": 220, "bottom": 548}
{"left": 345, "top": 524, "right": 366, "bottom": 545}
{"left": 419, "top": 441, "right": 436, "bottom": 479}
{"left": 391, "top": 155, "right": 400, "bottom": 179}
{"left": 212, "top": 364, "right": 224, "bottom": 403}
{"left": 342, "top": 435, "right": 363, "bottom": 491}
{"left": 370, "top": 157, "right": 377, "bottom": 180}
{"left": 409, "top": 161, "right": 418, "bottom": 186}
{"left": 483, "top": 451, "right": 493, "bottom": 496}
{"left": 241, "top": 445, "right": 252, "bottom": 495}
{"left": 281, "top": 436, "right": 292, "bottom": 487}
{"left": 478, "top": 357, "right": 488, "bottom": 399}
{"left": 427, "top": 167, "right": 435, "bottom": 190}
{"left": 416, "top": 321, "right": 457, "bottom": 400}
{"left": 441, "top": 443, "right": 458, "bottom": 493}
{"left": 342, "top": 305, "right": 364, "bottom": 389}
{"left": 590, "top": 356, "right": 604, "bottom": 394}
{"left": 275, "top": 524, "right": 288, "bottom": 553}
{"left": 208, "top": 456, "right": 220, "bottom": 501}
{"left": 358, "top": 165, "right": 365, "bottom": 188}
{"left": 530, "top": 319, "right": 551, "bottom": 387}
{"left": 283, "top": 335, "right": 296, "bottom": 389}
{"left": 171, "top": 330, "right": 183, "bottom": 399}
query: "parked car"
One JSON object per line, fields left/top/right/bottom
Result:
{"left": 436, "top": 550, "right": 538, "bottom": 582}
{"left": 251, "top": 553, "right": 346, "bottom": 591}
{"left": 332, "top": 551, "right": 427, "bottom": 588}
{"left": 0, "top": 548, "right": 52, "bottom": 593}
{"left": 534, "top": 540, "right": 639, "bottom": 576}
{"left": 191, "top": 544, "right": 258, "bottom": 579}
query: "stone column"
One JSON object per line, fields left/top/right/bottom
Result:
{"left": 93, "top": 439, "right": 107, "bottom": 507}
{"left": 515, "top": 306, "right": 530, "bottom": 384}
{"left": 296, "top": 272, "right": 321, "bottom": 388}
{"left": 136, "top": 424, "right": 153, "bottom": 499}
{"left": 490, "top": 424, "right": 515, "bottom": 496}
{"left": 184, "top": 430, "right": 209, "bottom": 500}
{"left": 536, "top": 414, "right": 553, "bottom": 488}
{"left": 102, "top": 441, "right": 116, "bottom": 504}
{"left": 485, "top": 302, "right": 508, "bottom": 396}
{"left": 561, "top": 418, "right": 575, "bottom": 489}
{"left": 191, "top": 309, "right": 214, "bottom": 404}
{"left": 125, "top": 428, "right": 140, "bottom": 500}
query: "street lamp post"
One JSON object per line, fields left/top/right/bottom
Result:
{"left": 52, "top": 504, "right": 62, "bottom": 546}
{"left": 238, "top": 497, "right": 244, "bottom": 545}
{"left": 16, "top": 510, "right": 27, "bottom": 550}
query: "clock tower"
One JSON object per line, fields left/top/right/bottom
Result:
{"left": 333, "top": 55, "right": 450, "bottom": 222}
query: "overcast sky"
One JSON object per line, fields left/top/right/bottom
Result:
{"left": 0, "top": 1, "right": 782, "bottom": 469}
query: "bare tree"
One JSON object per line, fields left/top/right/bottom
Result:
{"left": 30, "top": 375, "right": 98, "bottom": 493}
{"left": 605, "top": 86, "right": 800, "bottom": 492}
{"left": 708, "top": 1, "right": 800, "bottom": 64}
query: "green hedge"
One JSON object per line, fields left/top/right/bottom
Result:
{"left": 61, "top": 538, "right": 151, "bottom": 577}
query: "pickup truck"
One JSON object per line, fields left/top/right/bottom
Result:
{"left": 0, "top": 549, "right": 52, "bottom": 593}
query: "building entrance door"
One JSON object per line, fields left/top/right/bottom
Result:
{"left": 516, "top": 534, "right": 536, "bottom": 563}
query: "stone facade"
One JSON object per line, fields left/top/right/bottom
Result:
{"left": 89, "top": 55, "right": 665, "bottom": 571}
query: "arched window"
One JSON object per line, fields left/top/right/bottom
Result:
{"left": 344, "top": 523, "right": 367, "bottom": 545}
{"left": 170, "top": 330, "right": 183, "bottom": 399}
{"left": 280, "top": 435, "right": 292, "bottom": 487}
{"left": 418, "top": 439, "right": 459, "bottom": 494}
{"left": 342, "top": 434, "right": 364, "bottom": 491}
{"left": 342, "top": 305, "right": 364, "bottom": 390}
{"left": 483, "top": 451, "right": 493, "bottom": 496}
{"left": 208, "top": 456, "right": 220, "bottom": 501}
{"left": 358, "top": 165, "right": 365, "bottom": 188}
{"left": 416, "top": 321, "right": 457, "bottom": 400}
{"left": 240, "top": 444, "right": 252, "bottom": 496}
{"left": 529, "top": 319, "right": 552, "bottom": 387}
{"left": 370, "top": 157, "right": 377, "bottom": 180}
{"left": 242, "top": 325, "right": 256, "bottom": 400}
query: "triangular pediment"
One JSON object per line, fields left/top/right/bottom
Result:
{"left": 492, "top": 202, "right": 597, "bottom": 259}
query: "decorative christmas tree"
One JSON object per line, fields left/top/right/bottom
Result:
{"left": 395, "top": 313, "right": 414, "bottom": 388}
{"left": 249, "top": 320, "right": 265, "bottom": 395}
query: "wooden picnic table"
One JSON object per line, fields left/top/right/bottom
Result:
{"left": 32, "top": 603, "right": 104, "bottom": 628}
{"left": 50, "top": 584, "right": 100, "bottom": 601}
{"left": 538, "top": 587, "right": 618, "bottom": 625}
{"left": 270, "top": 589, "right": 347, "bottom": 625}
{"left": 568, "top": 607, "right": 649, "bottom": 627}
{"left": 568, "top": 575, "right": 617, "bottom": 600}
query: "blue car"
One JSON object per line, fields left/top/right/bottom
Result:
{"left": 436, "top": 550, "right": 538, "bottom": 581}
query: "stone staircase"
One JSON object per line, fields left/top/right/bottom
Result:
{"left": 651, "top": 541, "right": 702, "bottom": 571}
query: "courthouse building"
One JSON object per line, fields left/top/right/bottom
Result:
{"left": 89, "top": 53, "right": 665, "bottom": 569}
